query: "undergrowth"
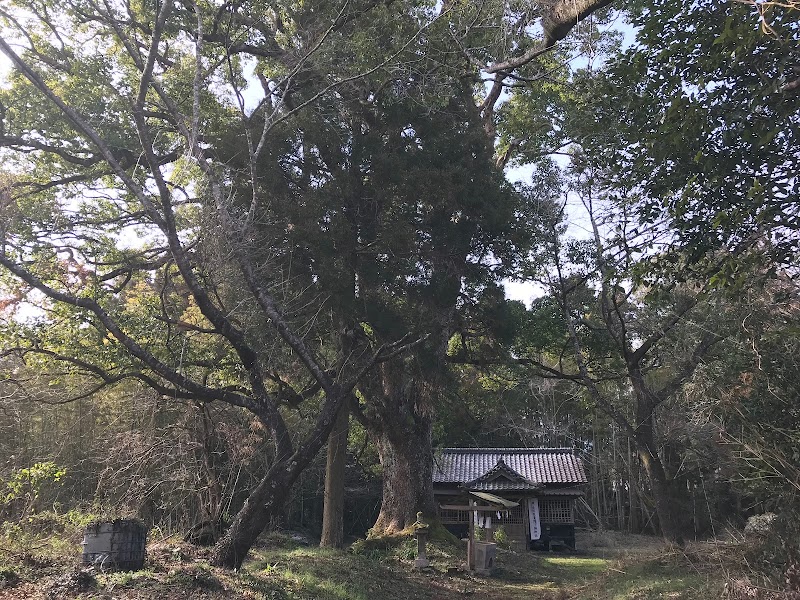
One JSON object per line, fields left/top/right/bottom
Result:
{"left": 350, "top": 523, "right": 462, "bottom": 566}
{"left": 0, "top": 506, "right": 106, "bottom": 568}
{"left": 1, "top": 522, "right": 796, "bottom": 599}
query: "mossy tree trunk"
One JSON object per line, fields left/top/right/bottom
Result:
{"left": 355, "top": 359, "right": 440, "bottom": 535}
{"left": 371, "top": 410, "right": 437, "bottom": 533}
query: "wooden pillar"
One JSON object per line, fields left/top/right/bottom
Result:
{"left": 523, "top": 497, "right": 531, "bottom": 549}
{"left": 468, "top": 500, "right": 475, "bottom": 571}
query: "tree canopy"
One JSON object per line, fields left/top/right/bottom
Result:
{"left": 576, "top": 0, "right": 799, "bottom": 277}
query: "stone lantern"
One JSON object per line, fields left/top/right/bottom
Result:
{"left": 412, "top": 512, "right": 430, "bottom": 569}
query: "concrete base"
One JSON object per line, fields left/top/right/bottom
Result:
{"left": 472, "top": 541, "right": 496, "bottom": 576}
{"left": 413, "top": 558, "right": 431, "bottom": 569}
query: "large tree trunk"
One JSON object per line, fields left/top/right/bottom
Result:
{"left": 627, "top": 437, "right": 640, "bottom": 533}
{"left": 210, "top": 465, "right": 293, "bottom": 568}
{"left": 211, "top": 390, "right": 349, "bottom": 567}
{"left": 320, "top": 403, "right": 349, "bottom": 548}
{"left": 629, "top": 369, "right": 687, "bottom": 544}
{"left": 637, "top": 445, "right": 684, "bottom": 544}
{"left": 359, "top": 261, "right": 459, "bottom": 535}
{"left": 633, "top": 409, "right": 687, "bottom": 545}
{"left": 371, "top": 411, "right": 437, "bottom": 533}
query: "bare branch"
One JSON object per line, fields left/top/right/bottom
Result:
{"left": 0, "top": 255, "right": 262, "bottom": 415}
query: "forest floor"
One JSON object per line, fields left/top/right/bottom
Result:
{"left": 0, "top": 528, "right": 744, "bottom": 599}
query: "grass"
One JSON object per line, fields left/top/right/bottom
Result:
{"left": 0, "top": 524, "right": 740, "bottom": 599}
{"left": 573, "top": 557, "right": 722, "bottom": 600}
{"left": 246, "top": 545, "right": 441, "bottom": 599}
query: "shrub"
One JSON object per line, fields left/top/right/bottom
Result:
{"left": 494, "top": 525, "right": 511, "bottom": 550}
{"left": 740, "top": 506, "right": 800, "bottom": 594}
{"left": 1, "top": 462, "right": 66, "bottom": 520}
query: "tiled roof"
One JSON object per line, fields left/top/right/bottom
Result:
{"left": 465, "top": 458, "right": 542, "bottom": 492}
{"left": 433, "top": 448, "right": 587, "bottom": 486}
{"left": 539, "top": 487, "right": 585, "bottom": 497}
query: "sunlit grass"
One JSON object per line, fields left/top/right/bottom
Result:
{"left": 247, "top": 545, "right": 400, "bottom": 600}
{"left": 573, "top": 555, "right": 723, "bottom": 600}
{"left": 542, "top": 556, "right": 609, "bottom": 574}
